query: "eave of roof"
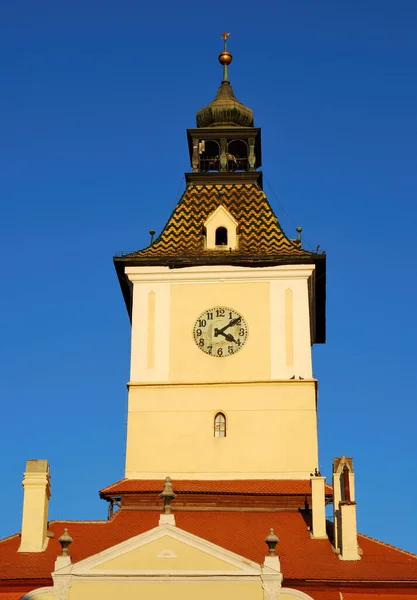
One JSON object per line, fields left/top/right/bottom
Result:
{"left": 99, "top": 478, "right": 333, "bottom": 498}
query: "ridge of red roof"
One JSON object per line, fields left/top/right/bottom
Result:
{"left": 0, "top": 510, "right": 416, "bottom": 584}
{"left": 99, "top": 478, "right": 333, "bottom": 496}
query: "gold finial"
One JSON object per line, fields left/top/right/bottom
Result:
{"left": 218, "top": 32, "right": 232, "bottom": 80}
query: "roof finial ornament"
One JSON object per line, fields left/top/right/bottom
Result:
{"left": 265, "top": 528, "right": 279, "bottom": 556}
{"left": 58, "top": 528, "right": 73, "bottom": 556}
{"left": 160, "top": 476, "right": 176, "bottom": 515}
{"left": 219, "top": 32, "right": 232, "bottom": 83}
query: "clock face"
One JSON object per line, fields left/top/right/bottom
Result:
{"left": 193, "top": 307, "right": 248, "bottom": 358}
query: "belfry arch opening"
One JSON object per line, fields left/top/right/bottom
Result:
{"left": 227, "top": 139, "right": 248, "bottom": 171}
{"left": 199, "top": 140, "right": 220, "bottom": 172}
{"left": 215, "top": 227, "right": 228, "bottom": 246}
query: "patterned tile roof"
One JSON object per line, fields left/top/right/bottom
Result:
{"left": 99, "top": 478, "right": 333, "bottom": 497}
{"left": 126, "top": 184, "right": 312, "bottom": 259}
{"left": 1, "top": 510, "right": 416, "bottom": 584}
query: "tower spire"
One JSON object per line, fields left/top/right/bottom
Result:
{"left": 219, "top": 32, "right": 232, "bottom": 83}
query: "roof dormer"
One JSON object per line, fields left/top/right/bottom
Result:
{"left": 204, "top": 205, "right": 238, "bottom": 250}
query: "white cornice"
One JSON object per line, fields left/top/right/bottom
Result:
{"left": 125, "top": 264, "right": 315, "bottom": 284}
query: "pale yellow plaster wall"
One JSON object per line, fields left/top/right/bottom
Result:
{"left": 127, "top": 265, "right": 314, "bottom": 384}
{"left": 70, "top": 581, "right": 262, "bottom": 600}
{"left": 125, "top": 381, "right": 318, "bottom": 479}
{"left": 93, "top": 536, "right": 240, "bottom": 571}
{"left": 169, "top": 281, "right": 270, "bottom": 383}
{"left": 125, "top": 264, "right": 317, "bottom": 479}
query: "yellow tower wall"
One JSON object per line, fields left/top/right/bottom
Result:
{"left": 125, "top": 380, "right": 318, "bottom": 479}
{"left": 125, "top": 264, "right": 317, "bottom": 480}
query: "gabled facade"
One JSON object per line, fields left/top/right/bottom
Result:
{"left": 1, "top": 35, "right": 416, "bottom": 600}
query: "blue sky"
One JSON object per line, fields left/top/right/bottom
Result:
{"left": 1, "top": 1, "right": 416, "bottom": 553}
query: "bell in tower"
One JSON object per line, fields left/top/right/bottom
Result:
{"left": 187, "top": 33, "right": 261, "bottom": 184}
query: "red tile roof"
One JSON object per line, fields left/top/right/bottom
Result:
{"left": 339, "top": 590, "right": 417, "bottom": 600}
{"left": 299, "top": 594, "right": 340, "bottom": 600}
{"left": 0, "top": 510, "right": 416, "bottom": 584}
{"left": 99, "top": 479, "right": 333, "bottom": 497}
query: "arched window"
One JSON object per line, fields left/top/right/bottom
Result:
{"left": 215, "top": 227, "right": 228, "bottom": 246}
{"left": 214, "top": 412, "right": 226, "bottom": 438}
{"left": 227, "top": 139, "right": 248, "bottom": 171}
{"left": 199, "top": 140, "right": 220, "bottom": 172}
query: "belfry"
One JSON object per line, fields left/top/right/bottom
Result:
{"left": 1, "top": 35, "right": 416, "bottom": 600}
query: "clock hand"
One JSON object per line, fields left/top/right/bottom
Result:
{"left": 216, "top": 330, "right": 237, "bottom": 343}
{"left": 216, "top": 317, "right": 240, "bottom": 336}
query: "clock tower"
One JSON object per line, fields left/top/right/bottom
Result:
{"left": 114, "top": 36, "right": 326, "bottom": 481}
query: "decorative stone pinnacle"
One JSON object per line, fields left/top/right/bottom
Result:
{"left": 160, "top": 476, "right": 176, "bottom": 515}
{"left": 58, "top": 528, "right": 72, "bottom": 556}
{"left": 296, "top": 227, "right": 302, "bottom": 242}
{"left": 265, "top": 528, "right": 279, "bottom": 556}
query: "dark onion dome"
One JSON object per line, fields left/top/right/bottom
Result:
{"left": 196, "top": 34, "right": 254, "bottom": 128}
{"left": 196, "top": 80, "right": 254, "bottom": 128}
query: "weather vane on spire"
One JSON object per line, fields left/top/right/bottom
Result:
{"left": 218, "top": 32, "right": 232, "bottom": 82}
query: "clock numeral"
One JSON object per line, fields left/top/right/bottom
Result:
{"left": 239, "top": 328, "right": 245, "bottom": 336}
{"left": 228, "top": 346, "right": 234, "bottom": 355}
{"left": 206, "top": 312, "right": 213, "bottom": 320}
{"left": 216, "top": 308, "right": 225, "bottom": 317}
{"left": 229, "top": 311, "right": 233, "bottom": 319}
{"left": 217, "top": 348, "right": 223, "bottom": 357}
{"left": 198, "top": 319, "right": 206, "bottom": 327}
{"left": 196, "top": 328, "right": 202, "bottom": 336}
{"left": 199, "top": 338, "right": 205, "bottom": 347}
{"left": 207, "top": 346, "right": 212, "bottom": 355}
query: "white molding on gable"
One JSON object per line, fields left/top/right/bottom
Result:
{"left": 66, "top": 575, "right": 263, "bottom": 583}
{"left": 205, "top": 205, "right": 238, "bottom": 228}
{"left": 67, "top": 523, "right": 262, "bottom": 576}
{"left": 20, "top": 587, "right": 55, "bottom": 600}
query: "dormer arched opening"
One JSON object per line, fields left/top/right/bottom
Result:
{"left": 198, "top": 140, "right": 220, "bottom": 172}
{"left": 215, "top": 227, "right": 228, "bottom": 246}
{"left": 227, "top": 139, "right": 248, "bottom": 171}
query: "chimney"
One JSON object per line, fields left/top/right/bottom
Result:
{"left": 18, "top": 460, "right": 51, "bottom": 552}
{"left": 332, "top": 455, "right": 360, "bottom": 561}
{"left": 310, "top": 472, "right": 327, "bottom": 538}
